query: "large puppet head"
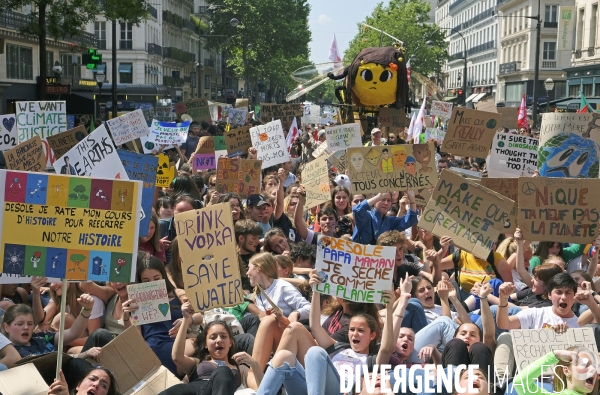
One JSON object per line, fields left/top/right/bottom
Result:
{"left": 346, "top": 46, "right": 409, "bottom": 109}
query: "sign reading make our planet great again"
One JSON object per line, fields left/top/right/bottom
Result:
{"left": 313, "top": 235, "right": 395, "bottom": 303}
{"left": 442, "top": 107, "right": 500, "bottom": 158}
{"left": 0, "top": 170, "right": 142, "bottom": 282}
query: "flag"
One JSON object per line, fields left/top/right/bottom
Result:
{"left": 406, "top": 60, "right": 411, "bottom": 84}
{"left": 412, "top": 94, "right": 427, "bottom": 143}
{"left": 329, "top": 34, "right": 342, "bottom": 67}
{"left": 577, "top": 90, "right": 596, "bottom": 113}
{"left": 286, "top": 117, "right": 299, "bottom": 153}
{"left": 406, "top": 111, "right": 417, "bottom": 141}
{"left": 517, "top": 94, "right": 528, "bottom": 129}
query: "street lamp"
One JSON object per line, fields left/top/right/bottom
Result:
{"left": 544, "top": 77, "right": 555, "bottom": 113}
{"left": 95, "top": 70, "right": 105, "bottom": 122}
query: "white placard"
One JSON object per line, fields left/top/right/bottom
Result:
{"left": 301, "top": 104, "right": 321, "bottom": 125}
{"left": 106, "top": 109, "right": 150, "bottom": 146}
{"left": 0, "top": 114, "right": 18, "bottom": 152}
{"left": 430, "top": 101, "right": 453, "bottom": 119}
{"left": 488, "top": 132, "right": 539, "bottom": 177}
{"left": 16, "top": 101, "right": 67, "bottom": 166}
{"left": 140, "top": 119, "right": 190, "bottom": 154}
{"left": 126, "top": 279, "right": 171, "bottom": 325}
{"left": 249, "top": 120, "right": 290, "bottom": 168}
{"left": 325, "top": 123, "right": 362, "bottom": 152}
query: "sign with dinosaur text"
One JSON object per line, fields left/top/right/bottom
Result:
{"left": 215, "top": 158, "right": 262, "bottom": 198}
{"left": 488, "top": 132, "right": 539, "bottom": 178}
{"left": 126, "top": 280, "right": 171, "bottom": 325}
{"left": 46, "top": 126, "right": 88, "bottom": 160}
{"left": 0, "top": 114, "right": 18, "bottom": 152}
{"left": 4, "top": 136, "right": 45, "bottom": 172}
{"left": 0, "top": 170, "right": 141, "bottom": 282}
{"left": 442, "top": 107, "right": 500, "bottom": 158}
{"left": 301, "top": 156, "right": 330, "bottom": 209}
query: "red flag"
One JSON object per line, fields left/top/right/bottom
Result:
{"left": 517, "top": 94, "right": 528, "bottom": 129}
{"left": 286, "top": 117, "right": 299, "bottom": 154}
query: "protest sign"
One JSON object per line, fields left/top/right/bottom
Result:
{"left": 176, "top": 203, "right": 243, "bottom": 310}
{"left": 225, "top": 126, "right": 252, "bottom": 157}
{"left": 442, "top": 108, "right": 500, "bottom": 158}
{"left": 325, "top": 123, "right": 362, "bottom": 152}
{"left": 474, "top": 98, "right": 497, "bottom": 113}
{"left": 126, "top": 280, "right": 171, "bottom": 325}
{"left": 228, "top": 108, "right": 247, "bottom": 128}
{"left": 480, "top": 178, "right": 518, "bottom": 233}
{"left": 426, "top": 128, "right": 446, "bottom": 144}
{"left": 0, "top": 114, "right": 18, "bottom": 152}
{"left": 106, "top": 109, "right": 150, "bottom": 146}
{"left": 379, "top": 108, "right": 407, "bottom": 129}
{"left": 46, "top": 126, "right": 87, "bottom": 160}
{"left": 0, "top": 273, "right": 59, "bottom": 284}
{"left": 420, "top": 170, "right": 514, "bottom": 258}
{"left": 53, "top": 126, "right": 127, "bottom": 179}
{"left": 118, "top": 150, "right": 158, "bottom": 237}
{"left": 312, "top": 141, "right": 330, "bottom": 159}
{"left": 174, "top": 98, "right": 212, "bottom": 124}
{"left": 4, "top": 136, "right": 45, "bottom": 172}
{"left": 301, "top": 157, "right": 330, "bottom": 209}
{"left": 347, "top": 143, "right": 438, "bottom": 195}
{"left": 327, "top": 150, "right": 347, "bottom": 174}
{"left": 538, "top": 113, "right": 600, "bottom": 178}
{"left": 488, "top": 132, "right": 539, "bottom": 177}
{"left": 193, "top": 136, "right": 217, "bottom": 171}
{"left": 313, "top": 235, "right": 395, "bottom": 303}
{"left": 260, "top": 103, "right": 302, "bottom": 123}
{"left": 498, "top": 107, "right": 519, "bottom": 129}
{"left": 431, "top": 101, "right": 453, "bottom": 119}
{"left": 511, "top": 328, "right": 597, "bottom": 371}
{"left": 249, "top": 120, "right": 290, "bottom": 168}
{"left": 518, "top": 177, "right": 600, "bottom": 243}
{"left": 141, "top": 120, "right": 190, "bottom": 154}
{"left": 214, "top": 136, "right": 227, "bottom": 158}
{"left": 155, "top": 153, "right": 176, "bottom": 188}
{"left": 216, "top": 158, "right": 262, "bottom": 198}
{"left": 235, "top": 98, "right": 249, "bottom": 109}
{"left": 301, "top": 104, "right": 320, "bottom": 125}
{"left": 16, "top": 101, "right": 67, "bottom": 166}
{"left": 0, "top": 169, "right": 141, "bottom": 282}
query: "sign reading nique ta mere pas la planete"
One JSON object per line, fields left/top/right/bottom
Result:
{"left": 0, "top": 170, "right": 142, "bottom": 283}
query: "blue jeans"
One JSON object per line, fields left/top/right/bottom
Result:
{"left": 408, "top": 316, "right": 458, "bottom": 363}
{"left": 474, "top": 305, "right": 522, "bottom": 339}
{"left": 389, "top": 366, "right": 456, "bottom": 395}
{"left": 256, "top": 357, "right": 307, "bottom": 395}
{"left": 304, "top": 346, "right": 343, "bottom": 395}
{"left": 401, "top": 298, "right": 429, "bottom": 334}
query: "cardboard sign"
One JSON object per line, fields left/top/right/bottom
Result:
{"left": 155, "top": 153, "right": 176, "bottom": 188}
{"left": 480, "top": 178, "right": 519, "bottom": 233}
{"left": 427, "top": 128, "right": 446, "bottom": 144}
{"left": 431, "top": 101, "right": 453, "bottom": 119}
{"left": 4, "top": 136, "right": 45, "bottom": 172}
{"left": 379, "top": 108, "right": 407, "bottom": 129}
{"left": 0, "top": 363, "right": 49, "bottom": 394}
{"left": 126, "top": 279, "right": 171, "bottom": 325}
{"left": 53, "top": 126, "right": 127, "bottom": 179}
{"left": 216, "top": 158, "right": 262, "bottom": 198}
{"left": 0, "top": 169, "right": 141, "bottom": 282}
{"left": 442, "top": 108, "right": 500, "bottom": 158}
{"left": 176, "top": 203, "right": 244, "bottom": 310}
{"left": 327, "top": 150, "right": 347, "bottom": 174}
{"left": 225, "top": 126, "right": 252, "bottom": 157}
{"left": 312, "top": 141, "right": 330, "bottom": 159}
{"left": 0, "top": 114, "right": 18, "bottom": 152}
{"left": 488, "top": 132, "right": 539, "bottom": 177}
{"left": 46, "top": 126, "right": 88, "bottom": 160}
{"left": 235, "top": 98, "right": 249, "bottom": 109}
{"left": 16, "top": 101, "right": 67, "bottom": 166}
{"left": 118, "top": 150, "right": 158, "bottom": 237}
{"left": 175, "top": 98, "right": 212, "bottom": 124}
{"left": 538, "top": 113, "right": 600, "bottom": 178}
{"left": 347, "top": 143, "right": 438, "bottom": 195}
{"left": 498, "top": 107, "right": 519, "bottom": 129}
{"left": 193, "top": 136, "right": 217, "bottom": 171}
{"left": 511, "top": 328, "right": 597, "bottom": 370}
{"left": 420, "top": 170, "right": 514, "bottom": 258}
{"left": 141, "top": 120, "right": 190, "bottom": 154}
{"left": 313, "top": 235, "right": 395, "bottom": 303}
{"left": 260, "top": 103, "right": 302, "bottom": 123}
{"left": 106, "top": 109, "right": 150, "bottom": 146}
{"left": 249, "top": 120, "right": 290, "bottom": 168}
{"left": 302, "top": 156, "right": 330, "bottom": 209}
{"left": 228, "top": 108, "right": 247, "bottom": 127}
{"left": 325, "top": 123, "right": 362, "bottom": 152}
{"left": 474, "top": 98, "right": 498, "bottom": 113}
{"left": 302, "top": 104, "right": 321, "bottom": 125}
{"left": 518, "top": 177, "right": 600, "bottom": 243}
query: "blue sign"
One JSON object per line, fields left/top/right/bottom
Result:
{"left": 67, "top": 115, "right": 75, "bottom": 130}
{"left": 117, "top": 150, "right": 158, "bottom": 238}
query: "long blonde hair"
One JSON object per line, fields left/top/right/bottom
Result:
{"left": 49, "top": 283, "right": 83, "bottom": 319}
{"left": 248, "top": 252, "right": 278, "bottom": 300}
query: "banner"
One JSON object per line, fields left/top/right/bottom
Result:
{"left": 4, "top": 136, "right": 45, "bottom": 172}
{"left": 538, "top": 113, "right": 600, "bottom": 178}
{"left": 480, "top": 178, "right": 518, "bottom": 233}
{"left": 420, "top": 170, "right": 514, "bottom": 258}
{"left": 155, "top": 154, "right": 176, "bottom": 188}
{"left": 347, "top": 143, "right": 438, "bottom": 195}
{"left": 442, "top": 107, "right": 500, "bottom": 158}
{"left": 53, "top": 126, "right": 127, "bottom": 179}
{"left": 379, "top": 108, "right": 407, "bottom": 130}
{"left": 126, "top": 280, "right": 171, "bottom": 325}
{"left": 106, "top": 109, "right": 150, "bottom": 146}
{"left": 301, "top": 156, "right": 330, "bottom": 209}
{"left": 193, "top": 136, "right": 217, "bottom": 171}
{"left": 141, "top": 120, "right": 190, "bottom": 154}
{"left": 176, "top": 203, "right": 243, "bottom": 310}
{"left": 249, "top": 120, "right": 290, "bottom": 168}
{"left": 0, "top": 114, "right": 18, "bottom": 152}
{"left": 313, "top": 235, "right": 395, "bottom": 303}
{"left": 215, "top": 158, "right": 262, "bottom": 198}
{"left": 518, "top": 177, "right": 600, "bottom": 243}
{"left": 488, "top": 132, "right": 539, "bottom": 177}
{"left": 431, "top": 101, "right": 453, "bottom": 119}
{"left": 325, "top": 123, "right": 362, "bottom": 152}
{"left": 118, "top": 150, "right": 158, "bottom": 237}
{"left": 227, "top": 108, "right": 247, "bottom": 128}
{"left": 46, "top": 126, "right": 88, "bottom": 160}
{"left": 301, "top": 104, "right": 320, "bottom": 125}
{"left": 174, "top": 98, "right": 212, "bottom": 124}
{"left": 474, "top": 98, "right": 497, "bottom": 113}
{"left": 558, "top": 6, "right": 575, "bottom": 51}
{"left": 260, "top": 103, "right": 302, "bottom": 123}
{"left": 16, "top": 101, "right": 67, "bottom": 166}
{"left": 0, "top": 170, "right": 141, "bottom": 282}
{"left": 224, "top": 126, "right": 252, "bottom": 157}
{"left": 427, "top": 128, "right": 446, "bottom": 144}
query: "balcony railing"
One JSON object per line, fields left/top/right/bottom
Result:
{"left": 204, "top": 58, "right": 215, "bottom": 68}
{"left": 164, "top": 46, "right": 195, "bottom": 62}
{"left": 449, "top": 0, "right": 468, "bottom": 12}
{"left": 499, "top": 61, "right": 521, "bottom": 74}
{"left": 453, "top": 9, "right": 494, "bottom": 31}
{"left": 467, "top": 40, "right": 496, "bottom": 56}
{"left": 147, "top": 43, "right": 162, "bottom": 56}
{"left": 543, "top": 21, "right": 558, "bottom": 28}
{"left": 146, "top": 3, "right": 158, "bottom": 19}
{"left": 542, "top": 61, "right": 557, "bottom": 68}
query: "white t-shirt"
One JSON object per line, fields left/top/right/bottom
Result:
{"left": 66, "top": 295, "right": 105, "bottom": 320}
{"left": 516, "top": 306, "right": 580, "bottom": 329}
{"left": 424, "top": 305, "right": 459, "bottom": 324}
{"left": 511, "top": 269, "right": 528, "bottom": 291}
{"left": 331, "top": 348, "right": 368, "bottom": 389}
{"left": 0, "top": 333, "right": 10, "bottom": 350}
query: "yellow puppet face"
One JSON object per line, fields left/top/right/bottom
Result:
{"left": 352, "top": 63, "right": 397, "bottom": 106}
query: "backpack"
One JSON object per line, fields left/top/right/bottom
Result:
{"left": 451, "top": 249, "right": 503, "bottom": 297}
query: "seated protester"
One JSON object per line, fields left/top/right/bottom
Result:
{"left": 246, "top": 194, "right": 271, "bottom": 238}
{"left": 263, "top": 228, "right": 291, "bottom": 256}
{"left": 529, "top": 241, "right": 585, "bottom": 272}
{"left": 272, "top": 168, "right": 301, "bottom": 242}
{"left": 289, "top": 242, "right": 316, "bottom": 280}
{"left": 293, "top": 185, "right": 337, "bottom": 245}
{"left": 159, "top": 306, "right": 262, "bottom": 394}
{"left": 0, "top": 332, "right": 20, "bottom": 369}
{"left": 323, "top": 186, "right": 354, "bottom": 237}
{"left": 321, "top": 295, "right": 382, "bottom": 343}
{"left": 407, "top": 227, "right": 453, "bottom": 263}
{"left": 49, "top": 367, "right": 117, "bottom": 395}
{"left": 389, "top": 327, "right": 417, "bottom": 368}
{"left": 1, "top": 283, "right": 29, "bottom": 305}
{"left": 273, "top": 255, "right": 307, "bottom": 289}
{"left": 377, "top": 230, "right": 433, "bottom": 286}
{"left": 246, "top": 253, "right": 311, "bottom": 371}
{"left": 235, "top": 219, "right": 263, "bottom": 292}
{"left": 497, "top": 235, "right": 532, "bottom": 292}
{"left": 138, "top": 210, "right": 167, "bottom": 264}
{"left": 79, "top": 280, "right": 129, "bottom": 338}
{"left": 352, "top": 191, "right": 418, "bottom": 245}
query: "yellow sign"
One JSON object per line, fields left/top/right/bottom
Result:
{"left": 155, "top": 154, "right": 175, "bottom": 187}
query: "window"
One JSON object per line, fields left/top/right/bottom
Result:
{"left": 119, "top": 63, "right": 133, "bottom": 83}
{"left": 95, "top": 22, "right": 106, "bottom": 50}
{"left": 545, "top": 5, "right": 558, "bottom": 22}
{"left": 505, "top": 83, "right": 523, "bottom": 102}
{"left": 46, "top": 51, "right": 54, "bottom": 77}
{"left": 60, "top": 53, "right": 81, "bottom": 79}
{"left": 6, "top": 44, "right": 33, "bottom": 80}
{"left": 120, "top": 23, "right": 132, "bottom": 50}
{"left": 590, "top": 4, "right": 598, "bottom": 48}
{"left": 543, "top": 42, "right": 557, "bottom": 60}
{"left": 569, "top": 84, "right": 580, "bottom": 97}
{"left": 583, "top": 83, "right": 593, "bottom": 96}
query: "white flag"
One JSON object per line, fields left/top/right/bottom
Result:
{"left": 406, "top": 111, "right": 417, "bottom": 141}
{"left": 329, "top": 34, "right": 342, "bottom": 68}
{"left": 286, "top": 117, "right": 299, "bottom": 153}
{"left": 412, "top": 94, "right": 428, "bottom": 143}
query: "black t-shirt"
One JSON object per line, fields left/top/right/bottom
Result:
{"left": 240, "top": 252, "right": 255, "bottom": 291}
{"left": 515, "top": 288, "right": 551, "bottom": 308}
{"left": 393, "top": 261, "right": 421, "bottom": 289}
{"left": 273, "top": 215, "right": 300, "bottom": 243}
{"left": 322, "top": 309, "right": 350, "bottom": 343}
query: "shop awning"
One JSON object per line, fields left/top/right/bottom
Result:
{"left": 118, "top": 64, "right": 132, "bottom": 73}
{"left": 472, "top": 93, "right": 487, "bottom": 103}
{"left": 465, "top": 93, "right": 479, "bottom": 103}
{"left": 443, "top": 96, "right": 459, "bottom": 102}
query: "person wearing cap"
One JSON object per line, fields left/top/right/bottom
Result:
{"left": 246, "top": 194, "right": 272, "bottom": 238}
{"left": 365, "top": 128, "right": 385, "bottom": 146}
{"left": 317, "top": 129, "right": 326, "bottom": 144}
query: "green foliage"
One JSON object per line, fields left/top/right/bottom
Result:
{"left": 73, "top": 185, "right": 87, "bottom": 193}
{"left": 70, "top": 254, "right": 86, "bottom": 264}
{"left": 190, "top": 15, "right": 209, "bottom": 34}
{"left": 163, "top": 10, "right": 184, "bottom": 28}
{"left": 344, "top": 0, "right": 449, "bottom": 77}
{"left": 305, "top": 79, "right": 343, "bottom": 105}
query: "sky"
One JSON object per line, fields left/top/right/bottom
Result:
{"left": 307, "top": 1, "right": 390, "bottom": 65}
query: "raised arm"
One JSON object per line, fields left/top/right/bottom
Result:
{"left": 376, "top": 290, "right": 397, "bottom": 364}
{"left": 58, "top": 294, "right": 95, "bottom": 347}
{"left": 587, "top": 236, "right": 600, "bottom": 279}
{"left": 79, "top": 281, "right": 115, "bottom": 305}
{"left": 514, "top": 228, "right": 533, "bottom": 288}
{"left": 575, "top": 287, "right": 600, "bottom": 326}
{"left": 308, "top": 271, "right": 335, "bottom": 350}
{"left": 478, "top": 283, "right": 496, "bottom": 352}
{"left": 273, "top": 168, "right": 287, "bottom": 221}
{"left": 437, "top": 280, "right": 453, "bottom": 319}
{"left": 172, "top": 302, "right": 200, "bottom": 376}
{"left": 30, "top": 276, "right": 48, "bottom": 326}
{"left": 496, "top": 282, "right": 521, "bottom": 330}
{"left": 294, "top": 186, "right": 310, "bottom": 241}
{"left": 448, "top": 281, "right": 472, "bottom": 324}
